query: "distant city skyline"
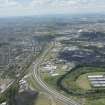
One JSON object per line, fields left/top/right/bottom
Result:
{"left": 0, "top": 0, "right": 105, "bottom": 17}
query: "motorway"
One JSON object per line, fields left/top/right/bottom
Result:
{"left": 32, "top": 42, "right": 81, "bottom": 105}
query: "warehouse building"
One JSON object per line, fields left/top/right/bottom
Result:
{"left": 88, "top": 75, "right": 105, "bottom": 87}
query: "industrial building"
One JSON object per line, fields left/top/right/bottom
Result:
{"left": 88, "top": 75, "right": 105, "bottom": 88}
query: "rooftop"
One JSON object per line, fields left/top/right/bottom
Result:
{"left": 88, "top": 75, "right": 105, "bottom": 88}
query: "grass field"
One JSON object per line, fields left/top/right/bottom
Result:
{"left": 35, "top": 93, "right": 51, "bottom": 105}
{"left": 44, "top": 75, "right": 61, "bottom": 90}
{"left": 76, "top": 74, "right": 91, "bottom": 90}
{"left": 85, "top": 98, "right": 105, "bottom": 105}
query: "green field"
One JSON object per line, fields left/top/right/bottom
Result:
{"left": 35, "top": 93, "right": 51, "bottom": 105}
{"left": 76, "top": 73, "right": 91, "bottom": 90}
{"left": 85, "top": 98, "right": 105, "bottom": 105}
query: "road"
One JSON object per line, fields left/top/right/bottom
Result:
{"left": 32, "top": 42, "right": 81, "bottom": 105}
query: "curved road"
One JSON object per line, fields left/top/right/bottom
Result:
{"left": 32, "top": 42, "right": 81, "bottom": 105}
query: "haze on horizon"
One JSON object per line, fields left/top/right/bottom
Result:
{"left": 0, "top": 0, "right": 105, "bottom": 17}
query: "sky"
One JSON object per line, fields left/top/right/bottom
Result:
{"left": 0, "top": 0, "right": 105, "bottom": 17}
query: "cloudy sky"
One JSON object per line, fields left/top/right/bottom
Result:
{"left": 0, "top": 0, "right": 105, "bottom": 17}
